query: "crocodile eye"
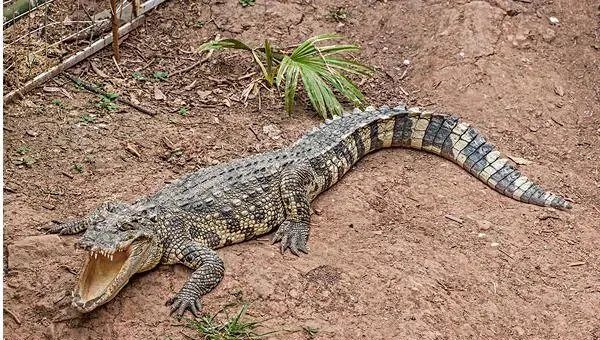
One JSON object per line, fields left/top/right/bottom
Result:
{"left": 118, "top": 222, "right": 134, "bottom": 231}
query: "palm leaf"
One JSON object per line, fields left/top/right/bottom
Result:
{"left": 198, "top": 33, "right": 374, "bottom": 119}
{"left": 263, "top": 39, "right": 275, "bottom": 86}
{"left": 198, "top": 38, "right": 253, "bottom": 52}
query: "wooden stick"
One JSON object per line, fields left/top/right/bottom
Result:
{"left": 109, "top": 0, "right": 120, "bottom": 61}
{"left": 63, "top": 73, "right": 157, "bottom": 116}
{"left": 4, "top": 0, "right": 169, "bottom": 104}
{"left": 4, "top": 16, "right": 145, "bottom": 104}
{"left": 133, "top": 0, "right": 140, "bottom": 17}
{"left": 3, "top": 307, "right": 22, "bottom": 325}
{"left": 169, "top": 49, "right": 215, "bottom": 77}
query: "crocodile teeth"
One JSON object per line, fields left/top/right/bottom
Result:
{"left": 110, "top": 254, "right": 113, "bottom": 261}
{"left": 94, "top": 252, "right": 98, "bottom": 259}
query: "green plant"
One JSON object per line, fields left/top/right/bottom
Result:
{"left": 95, "top": 93, "right": 119, "bottom": 112}
{"left": 132, "top": 72, "right": 146, "bottom": 80}
{"left": 327, "top": 8, "right": 348, "bottom": 22}
{"left": 80, "top": 114, "right": 97, "bottom": 125}
{"left": 198, "top": 34, "right": 373, "bottom": 119}
{"left": 178, "top": 107, "right": 189, "bottom": 116}
{"left": 73, "top": 163, "right": 84, "bottom": 173}
{"left": 153, "top": 71, "right": 169, "bottom": 81}
{"left": 184, "top": 303, "right": 274, "bottom": 340}
{"left": 239, "top": 0, "right": 255, "bottom": 7}
{"left": 73, "top": 79, "right": 84, "bottom": 90}
{"left": 16, "top": 146, "right": 30, "bottom": 155}
{"left": 302, "top": 326, "right": 320, "bottom": 339}
{"left": 51, "top": 98, "right": 65, "bottom": 109}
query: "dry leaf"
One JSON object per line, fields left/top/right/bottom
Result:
{"left": 90, "top": 62, "right": 108, "bottom": 78}
{"left": 154, "top": 86, "right": 166, "bottom": 101}
{"left": 43, "top": 87, "right": 72, "bottom": 99}
{"left": 196, "top": 90, "right": 211, "bottom": 100}
{"left": 184, "top": 80, "right": 197, "bottom": 91}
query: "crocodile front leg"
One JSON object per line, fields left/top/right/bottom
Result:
{"left": 165, "top": 241, "right": 225, "bottom": 317}
{"left": 272, "top": 163, "right": 314, "bottom": 255}
{"left": 47, "top": 201, "right": 129, "bottom": 235}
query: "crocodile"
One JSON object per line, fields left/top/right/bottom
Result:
{"left": 48, "top": 105, "right": 571, "bottom": 317}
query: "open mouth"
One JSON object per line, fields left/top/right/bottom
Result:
{"left": 73, "top": 246, "right": 135, "bottom": 312}
{"left": 79, "top": 248, "right": 130, "bottom": 302}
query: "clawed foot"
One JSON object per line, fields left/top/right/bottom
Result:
{"left": 271, "top": 220, "right": 309, "bottom": 256}
{"left": 166, "top": 291, "right": 202, "bottom": 317}
{"left": 45, "top": 219, "right": 87, "bottom": 235}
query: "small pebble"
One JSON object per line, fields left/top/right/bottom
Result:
{"left": 402, "top": 59, "right": 410, "bottom": 66}
{"left": 549, "top": 16, "right": 559, "bottom": 25}
{"left": 490, "top": 242, "right": 500, "bottom": 247}
{"left": 478, "top": 233, "right": 486, "bottom": 238}
{"left": 477, "top": 220, "right": 492, "bottom": 231}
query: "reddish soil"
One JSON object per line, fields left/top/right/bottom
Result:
{"left": 3, "top": 0, "right": 599, "bottom": 339}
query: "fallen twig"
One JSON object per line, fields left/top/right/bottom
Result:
{"left": 112, "top": 56, "right": 125, "bottom": 78}
{"left": 444, "top": 214, "right": 464, "bottom": 224}
{"left": 4, "top": 307, "right": 22, "bottom": 325}
{"left": 63, "top": 73, "right": 157, "bottom": 116}
{"left": 170, "top": 47, "right": 215, "bottom": 77}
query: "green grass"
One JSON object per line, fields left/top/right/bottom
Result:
{"left": 178, "top": 107, "right": 189, "bottom": 116}
{"left": 198, "top": 33, "right": 374, "bottom": 119}
{"left": 184, "top": 303, "right": 274, "bottom": 340}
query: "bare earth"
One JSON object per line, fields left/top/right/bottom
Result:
{"left": 3, "top": 0, "right": 599, "bottom": 339}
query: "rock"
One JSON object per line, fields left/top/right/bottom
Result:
{"left": 459, "top": 2, "right": 506, "bottom": 58}
{"left": 477, "top": 220, "right": 492, "bottom": 231}
{"left": 7, "top": 235, "right": 69, "bottom": 271}
{"left": 548, "top": 16, "right": 559, "bottom": 25}
{"left": 262, "top": 124, "right": 282, "bottom": 140}
{"left": 554, "top": 85, "right": 565, "bottom": 97}
{"left": 250, "top": 278, "right": 275, "bottom": 299}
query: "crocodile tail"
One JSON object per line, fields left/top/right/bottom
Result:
{"left": 381, "top": 107, "right": 572, "bottom": 210}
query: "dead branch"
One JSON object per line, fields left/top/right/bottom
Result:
{"left": 63, "top": 73, "right": 157, "bottom": 116}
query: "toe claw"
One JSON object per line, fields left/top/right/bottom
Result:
{"left": 167, "top": 294, "right": 203, "bottom": 318}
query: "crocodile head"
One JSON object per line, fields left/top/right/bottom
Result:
{"left": 72, "top": 203, "right": 162, "bottom": 313}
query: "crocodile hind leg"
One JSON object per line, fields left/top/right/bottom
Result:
{"left": 165, "top": 240, "right": 225, "bottom": 317}
{"left": 272, "top": 164, "right": 314, "bottom": 255}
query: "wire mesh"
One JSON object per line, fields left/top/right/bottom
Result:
{"left": 3, "top": 0, "right": 131, "bottom": 95}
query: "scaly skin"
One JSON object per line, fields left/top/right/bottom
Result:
{"left": 49, "top": 104, "right": 572, "bottom": 317}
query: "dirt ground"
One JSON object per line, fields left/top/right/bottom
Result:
{"left": 3, "top": 0, "right": 599, "bottom": 339}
